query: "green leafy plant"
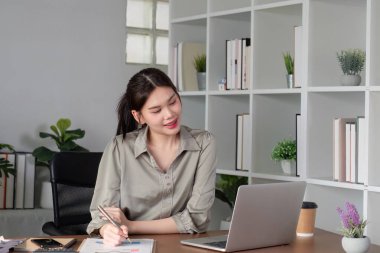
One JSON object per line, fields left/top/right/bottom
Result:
{"left": 32, "top": 118, "right": 89, "bottom": 167}
{"left": 0, "top": 143, "right": 16, "bottom": 178}
{"left": 336, "top": 48, "right": 365, "bottom": 75}
{"left": 283, "top": 52, "right": 294, "bottom": 75}
{"left": 271, "top": 139, "right": 297, "bottom": 161}
{"left": 215, "top": 175, "right": 248, "bottom": 210}
{"left": 193, "top": 54, "right": 206, "bottom": 72}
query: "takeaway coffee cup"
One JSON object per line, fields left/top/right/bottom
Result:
{"left": 296, "top": 201, "right": 318, "bottom": 237}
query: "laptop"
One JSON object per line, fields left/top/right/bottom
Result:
{"left": 181, "top": 181, "right": 306, "bottom": 252}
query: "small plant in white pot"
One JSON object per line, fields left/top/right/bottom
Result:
{"left": 271, "top": 139, "right": 296, "bottom": 175}
{"left": 336, "top": 48, "right": 365, "bottom": 86}
{"left": 193, "top": 53, "right": 206, "bottom": 91}
{"left": 283, "top": 52, "right": 294, "bottom": 88}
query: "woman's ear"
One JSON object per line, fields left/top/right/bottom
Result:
{"left": 131, "top": 110, "right": 145, "bottom": 125}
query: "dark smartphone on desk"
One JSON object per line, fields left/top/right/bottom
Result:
{"left": 31, "top": 239, "right": 64, "bottom": 248}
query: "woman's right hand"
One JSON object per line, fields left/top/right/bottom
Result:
{"left": 99, "top": 223, "right": 129, "bottom": 246}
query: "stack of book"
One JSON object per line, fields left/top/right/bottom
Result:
{"left": 0, "top": 152, "right": 35, "bottom": 209}
{"left": 236, "top": 113, "right": 251, "bottom": 171}
{"left": 333, "top": 117, "right": 366, "bottom": 184}
{"left": 226, "top": 38, "right": 251, "bottom": 90}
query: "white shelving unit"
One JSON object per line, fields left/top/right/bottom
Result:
{"left": 170, "top": 0, "right": 380, "bottom": 245}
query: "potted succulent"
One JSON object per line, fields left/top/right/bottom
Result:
{"left": 0, "top": 143, "right": 16, "bottom": 178}
{"left": 336, "top": 48, "right": 365, "bottom": 86}
{"left": 193, "top": 53, "right": 206, "bottom": 90}
{"left": 271, "top": 139, "right": 297, "bottom": 175}
{"left": 283, "top": 52, "right": 294, "bottom": 88}
{"left": 215, "top": 174, "right": 248, "bottom": 229}
{"left": 337, "top": 202, "right": 369, "bottom": 253}
{"left": 32, "top": 118, "right": 88, "bottom": 208}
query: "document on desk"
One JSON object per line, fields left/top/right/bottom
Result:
{"left": 79, "top": 238, "right": 155, "bottom": 253}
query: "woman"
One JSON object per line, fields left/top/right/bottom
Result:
{"left": 87, "top": 68, "right": 216, "bottom": 246}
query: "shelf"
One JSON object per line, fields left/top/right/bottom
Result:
{"left": 179, "top": 91, "right": 206, "bottom": 96}
{"left": 308, "top": 86, "right": 367, "bottom": 93}
{"left": 253, "top": 0, "right": 303, "bottom": 11}
{"left": 208, "top": 90, "right": 250, "bottom": 96}
{"left": 216, "top": 168, "right": 250, "bottom": 177}
{"left": 251, "top": 172, "right": 301, "bottom": 182}
{"left": 171, "top": 15, "right": 207, "bottom": 25}
{"left": 209, "top": 7, "right": 252, "bottom": 18}
{"left": 252, "top": 88, "right": 302, "bottom": 94}
{"left": 306, "top": 178, "right": 366, "bottom": 191}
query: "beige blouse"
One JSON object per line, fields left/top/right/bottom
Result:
{"left": 87, "top": 125, "right": 217, "bottom": 234}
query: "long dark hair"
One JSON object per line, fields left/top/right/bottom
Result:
{"left": 116, "top": 68, "right": 180, "bottom": 139}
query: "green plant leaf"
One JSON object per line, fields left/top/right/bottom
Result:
{"left": 0, "top": 157, "right": 16, "bottom": 178}
{"left": 32, "top": 146, "right": 56, "bottom": 163}
{"left": 215, "top": 189, "right": 233, "bottom": 210}
{"left": 50, "top": 125, "right": 60, "bottom": 136}
{"left": 56, "top": 118, "right": 71, "bottom": 135}
{"left": 64, "top": 129, "right": 85, "bottom": 142}
{"left": 59, "top": 141, "right": 78, "bottom": 151}
{"left": 0, "top": 144, "right": 15, "bottom": 152}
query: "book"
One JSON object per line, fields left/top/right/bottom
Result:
{"left": 296, "top": 114, "right": 301, "bottom": 177}
{"left": 177, "top": 42, "right": 206, "bottom": 91}
{"left": 356, "top": 116, "right": 366, "bottom": 184}
{"left": 350, "top": 123, "right": 357, "bottom": 183}
{"left": 333, "top": 118, "right": 356, "bottom": 182}
{"left": 13, "top": 238, "right": 77, "bottom": 251}
{"left": 236, "top": 113, "right": 250, "bottom": 171}
{"left": 294, "top": 25, "right": 303, "bottom": 88}
{"left": 14, "top": 153, "right": 26, "bottom": 209}
{"left": 79, "top": 238, "right": 155, "bottom": 253}
{"left": 23, "top": 153, "right": 36, "bottom": 208}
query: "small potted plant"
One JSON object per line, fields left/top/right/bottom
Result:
{"left": 283, "top": 52, "right": 294, "bottom": 88}
{"left": 336, "top": 48, "right": 365, "bottom": 86}
{"left": 337, "top": 202, "right": 369, "bottom": 253}
{"left": 271, "top": 139, "right": 296, "bottom": 175}
{"left": 193, "top": 53, "right": 206, "bottom": 90}
{"left": 32, "top": 118, "right": 88, "bottom": 208}
{"left": 215, "top": 174, "right": 248, "bottom": 229}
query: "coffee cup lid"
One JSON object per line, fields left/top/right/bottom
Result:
{"left": 302, "top": 201, "right": 318, "bottom": 209}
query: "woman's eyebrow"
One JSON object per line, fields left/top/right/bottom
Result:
{"left": 147, "top": 93, "right": 176, "bottom": 110}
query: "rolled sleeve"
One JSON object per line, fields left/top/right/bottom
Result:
{"left": 86, "top": 137, "right": 122, "bottom": 235}
{"left": 173, "top": 133, "right": 217, "bottom": 233}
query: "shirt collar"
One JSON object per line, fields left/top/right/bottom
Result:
{"left": 134, "top": 125, "right": 201, "bottom": 158}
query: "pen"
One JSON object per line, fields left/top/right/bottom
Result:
{"left": 97, "top": 205, "right": 132, "bottom": 243}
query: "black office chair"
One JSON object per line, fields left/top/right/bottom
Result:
{"left": 42, "top": 152, "right": 102, "bottom": 235}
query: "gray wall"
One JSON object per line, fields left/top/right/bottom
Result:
{"left": 0, "top": 0, "right": 145, "bottom": 152}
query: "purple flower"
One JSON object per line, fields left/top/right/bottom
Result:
{"left": 337, "top": 201, "right": 367, "bottom": 238}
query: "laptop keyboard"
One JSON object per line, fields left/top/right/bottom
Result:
{"left": 204, "top": 241, "right": 227, "bottom": 249}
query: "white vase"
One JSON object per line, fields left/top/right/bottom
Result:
{"left": 40, "top": 181, "right": 53, "bottom": 209}
{"left": 340, "top": 74, "right": 361, "bottom": 86}
{"left": 342, "top": 237, "right": 370, "bottom": 253}
{"left": 280, "top": 160, "right": 295, "bottom": 175}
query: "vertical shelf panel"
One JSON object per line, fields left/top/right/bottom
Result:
{"left": 367, "top": 191, "right": 380, "bottom": 244}
{"left": 180, "top": 95, "right": 206, "bottom": 130}
{"left": 305, "top": 184, "right": 363, "bottom": 234}
{"left": 208, "top": 94, "right": 250, "bottom": 171}
{"left": 208, "top": 12, "right": 251, "bottom": 91}
{"left": 368, "top": 92, "right": 380, "bottom": 187}
{"left": 308, "top": 0, "right": 366, "bottom": 87}
{"left": 252, "top": 93, "right": 300, "bottom": 175}
{"left": 253, "top": 4, "right": 302, "bottom": 89}
{"left": 370, "top": 0, "right": 380, "bottom": 86}
{"left": 307, "top": 92, "right": 365, "bottom": 179}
